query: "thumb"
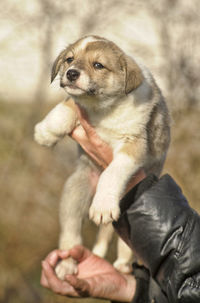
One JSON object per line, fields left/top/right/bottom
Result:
{"left": 69, "top": 245, "right": 92, "bottom": 263}
{"left": 65, "top": 275, "right": 91, "bottom": 297}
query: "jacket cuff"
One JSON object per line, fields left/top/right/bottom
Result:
{"left": 111, "top": 263, "right": 150, "bottom": 303}
{"left": 131, "top": 263, "right": 150, "bottom": 303}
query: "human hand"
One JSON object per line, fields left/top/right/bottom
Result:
{"left": 71, "top": 103, "right": 113, "bottom": 169}
{"left": 41, "top": 245, "right": 136, "bottom": 302}
{"left": 71, "top": 103, "right": 146, "bottom": 189}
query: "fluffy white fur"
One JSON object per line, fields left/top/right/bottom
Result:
{"left": 34, "top": 35, "right": 170, "bottom": 279}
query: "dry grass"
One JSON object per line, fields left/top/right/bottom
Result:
{"left": 0, "top": 100, "right": 199, "bottom": 303}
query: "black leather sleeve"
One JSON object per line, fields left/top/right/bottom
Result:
{"left": 113, "top": 174, "right": 200, "bottom": 303}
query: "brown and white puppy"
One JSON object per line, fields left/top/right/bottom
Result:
{"left": 34, "top": 35, "right": 170, "bottom": 279}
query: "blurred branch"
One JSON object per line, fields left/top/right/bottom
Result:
{"left": 148, "top": 0, "right": 200, "bottom": 110}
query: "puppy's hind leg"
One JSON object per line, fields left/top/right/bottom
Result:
{"left": 113, "top": 237, "right": 133, "bottom": 274}
{"left": 92, "top": 223, "right": 114, "bottom": 258}
{"left": 93, "top": 225, "right": 133, "bottom": 273}
{"left": 56, "top": 156, "right": 99, "bottom": 280}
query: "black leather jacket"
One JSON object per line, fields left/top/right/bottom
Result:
{"left": 113, "top": 174, "right": 200, "bottom": 303}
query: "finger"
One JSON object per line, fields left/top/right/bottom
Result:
{"left": 68, "top": 245, "right": 92, "bottom": 263}
{"left": 83, "top": 150, "right": 107, "bottom": 169}
{"left": 71, "top": 128, "right": 107, "bottom": 168}
{"left": 40, "top": 268, "right": 50, "bottom": 288}
{"left": 125, "top": 169, "right": 146, "bottom": 194}
{"left": 42, "top": 260, "right": 79, "bottom": 296}
{"left": 65, "top": 275, "right": 90, "bottom": 297}
{"left": 87, "top": 140, "right": 113, "bottom": 166}
{"left": 45, "top": 250, "right": 70, "bottom": 267}
{"left": 41, "top": 260, "right": 64, "bottom": 291}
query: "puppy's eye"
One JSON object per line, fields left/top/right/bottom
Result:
{"left": 65, "top": 57, "right": 74, "bottom": 64}
{"left": 93, "top": 62, "right": 104, "bottom": 70}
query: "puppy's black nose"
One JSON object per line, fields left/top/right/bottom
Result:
{"left": 67, "top": 69, "right": 80, "bottom": 82}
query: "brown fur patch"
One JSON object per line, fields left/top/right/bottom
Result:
{"left": 63, "top": 98, "right": 76, "bottom": 111}
{"left": 51, "top": 49, "right": 68, "bottom": 82}
{"left": 119, "top": 139, "right": 147, "bottom": 163}
{"left": 124, "top": 55, "right": 144, "bottom": 94}
{"left": 147, "top": 101, "right": 170, "bottom": 157}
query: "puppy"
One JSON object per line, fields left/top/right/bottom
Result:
{"left": 34, "top": 35, "right": 170, "bottom": 279}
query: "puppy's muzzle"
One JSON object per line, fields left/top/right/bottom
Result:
{"left": 67, "top": 69, "right": 80, "bottom": 82}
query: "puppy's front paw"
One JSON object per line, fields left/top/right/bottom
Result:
{"left": 55, "top": 257, "right": 78, "bottom": 280}
{"left": 34, "top": 123, "right": 59, "bottom": 147}
{"left": 89, "top": 195, "right": 120, "bottom": 225}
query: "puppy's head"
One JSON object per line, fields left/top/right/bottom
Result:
{"left": 51, "top": 36, "right": 143, "bottom": 105}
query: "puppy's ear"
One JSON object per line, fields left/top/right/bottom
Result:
{"left": 51, "top": 49, "right": 67, "bottom": 83}
{"left": 124, "top": 55, "right": 143, "bottom": 94}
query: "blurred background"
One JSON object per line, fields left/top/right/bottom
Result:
{"left": 0, "top": 0, "right": 200, "bottom": 302}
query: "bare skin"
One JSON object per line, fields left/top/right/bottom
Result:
{"left": 71, "top": 104, "right": 113, "bottom": 169}
{"left": 40, "top": 104, "right": 146, "bottom": 301}
{"left": 41, "top": 245, "right": 136, "bottom": 301}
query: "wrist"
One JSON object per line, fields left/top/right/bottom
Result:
{"left": 113, "top": 274, "right": 136, "bottom": 302}
{"left": 124, "top": 275, "right": 136, "bottom": 302}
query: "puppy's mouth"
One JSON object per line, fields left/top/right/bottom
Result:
{"left": 60, "top": 81, "right": 79, "bottom": 89}
{"left": 66, "top": 84, "right": 81, "bottom": 90}
{"left": 61, "top": 82, "right": 96, "bottom": 96}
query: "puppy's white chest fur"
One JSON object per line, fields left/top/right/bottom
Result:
{"left": 34, "top": 35, "right": 170, "bottom": 279}
{"left": 86, "top": 83, "right": 154, "bottom": 151}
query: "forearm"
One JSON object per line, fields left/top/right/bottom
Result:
{"left": 114, "top": 174, "right": 200, "bottom": 302}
